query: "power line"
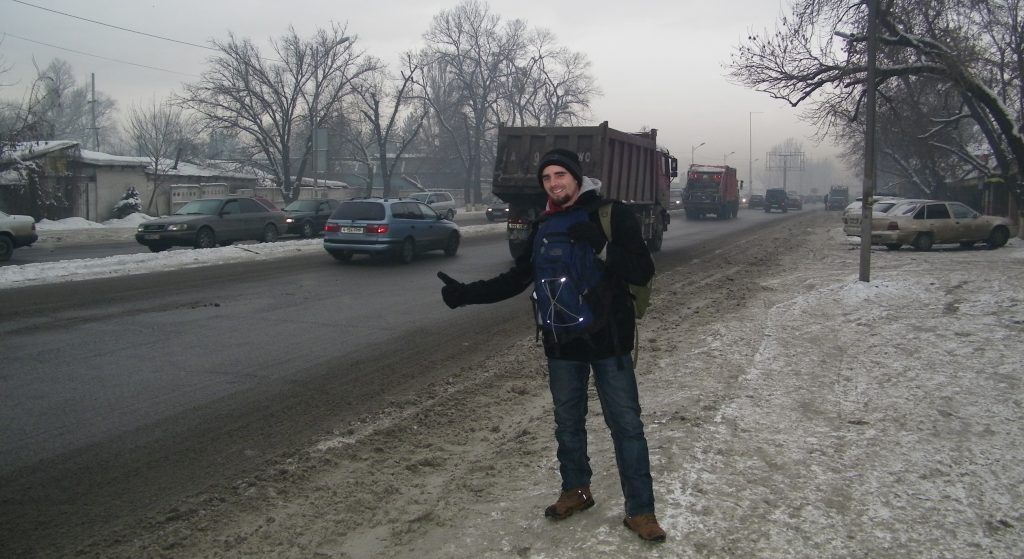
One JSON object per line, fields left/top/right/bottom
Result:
{"left": 10, "top": 0, "right": 218, "bottom": 51}
{"left": 1, "top": 31, "right": 200, "bottom": 77}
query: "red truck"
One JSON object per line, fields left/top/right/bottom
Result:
{"left": 493, "top": 121, "right": 678, "bottom": 257}
{"left": 681, "top": 164, "right": 741, "bottom": 220}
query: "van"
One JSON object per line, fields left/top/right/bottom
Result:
{"left": 407, "top": 191, "right": 457, "bottom": 220}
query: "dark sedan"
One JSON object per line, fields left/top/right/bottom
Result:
{"left": 283, "top": 198, "right": 340, "bottom": 237}
{"left": 485, "top": 201, "right": 509, "bottom": 222}
{"left": 135, "top": 196, "right": 286, "bottom": 252}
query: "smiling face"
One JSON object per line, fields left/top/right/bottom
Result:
{"left": 540, "top": 164, "right": 581, "bottom": 208}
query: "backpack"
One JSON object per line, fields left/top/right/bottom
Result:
{"left": 531, "top": 208, "right": 607, "bottom": 342}
{"left": 598, "top": 203, "right": 653, "bottom": 319}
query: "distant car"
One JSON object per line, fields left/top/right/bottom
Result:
{"left": 786, "top": 192, "right": 803, "bottom": 210}
{"left": 747, "top": 194, "right": 765, "bottom": 209}
{"left": 764, "top": 189, "right": 789, "bottom": 213}
{"left": 135, "top": 196, "right": 286, "bottom": 252}
{"left": 283, "top": 198, "right": 340, "bottom": 238}
{"left": 485, "top": 201, "right": 509, "bottom": 222}
{"left": 323, "top": 197, "right": 461, "bottom": 264}
{"left": 850, "top": 199, "right": 1016, "bottom": 251}
{"left": 0, "top": 209, "right": 39, "bottom": 262}
{"left": 669, "top": 187, "right": 684, "bottom": 210}
{"left": 407, "top": 191, "right": 457, "bottom": 220}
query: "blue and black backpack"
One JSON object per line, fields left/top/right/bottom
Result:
{"left": 531, "top": 208, "right": 607, "bottom": 342}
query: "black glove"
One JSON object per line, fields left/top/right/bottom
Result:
{"left": 437, "top": 271, "right": 466, "bottom": 309}
{"left": 567, "top": 220, "right": 604, "bottom": 251}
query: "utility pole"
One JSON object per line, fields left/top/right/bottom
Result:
{"left": 859, "top": 0, "right": 879, "bottom": 282}
{"left": 88, "top": 73, "right": 99, "bottom": 150}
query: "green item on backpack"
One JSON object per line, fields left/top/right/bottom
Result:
{"left": 597, "top": 203, "right": 653, "bottom": 319}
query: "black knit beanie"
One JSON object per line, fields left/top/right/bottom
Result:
{"left": 536, "top": 148, "right": 583, "bottom": 187}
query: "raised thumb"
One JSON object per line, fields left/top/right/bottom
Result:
{"left": 437, "top": 271, "right": 459, "bottom": 286}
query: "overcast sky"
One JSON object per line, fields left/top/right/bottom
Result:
{"left": 1, "top": 0, "right": 857, "bottom": 188}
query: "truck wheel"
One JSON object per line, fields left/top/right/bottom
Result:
{"left": 648, "top": 225, "right": 664, "bottom": 252}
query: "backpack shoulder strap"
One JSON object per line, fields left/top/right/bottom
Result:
{"left": 597, "top": 201, "right": 614, "bottom": 243}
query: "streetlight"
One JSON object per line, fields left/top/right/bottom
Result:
{"left": 724, "top": 151, "right": 736, "bottom": 164}
{"left": 691, "top": 142, "right": 705, "bottom": 166}
{"left": 749, "top": 111, "right": 762, "bottom": 197}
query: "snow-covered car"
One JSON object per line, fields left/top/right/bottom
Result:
{"left": 135, "top": 196, "right": 286, "bottom": 252}
{"left": 852, "top": 199, "right": 1016, "bottom": 251}
{"left": 0, "top": 209, "right": 39, "bottom": 262}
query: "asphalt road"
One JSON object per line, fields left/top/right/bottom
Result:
{"left": 0, "top": 206, "right": 807, "bottom": 556}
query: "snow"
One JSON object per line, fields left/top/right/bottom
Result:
{"left": 4, "top": 211, "right": 1024, "bottom": 556}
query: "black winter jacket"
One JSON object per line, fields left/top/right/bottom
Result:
{"left": 457, "top": 190, "right": 654, "bottom": 361}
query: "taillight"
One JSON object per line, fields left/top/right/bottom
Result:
{"left": 886, "top": 221, "right": 899, "bottom": 231}
{"left": 365, "top": 224, "right": 389, "bottom": 234}
{"left": 324, "top": 223, "right": 340, "bottom": 233}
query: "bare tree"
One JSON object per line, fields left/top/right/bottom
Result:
{"left": 349, "top": 56, "right": 427, "bottom": 197}
{"left": 412, "top": 0, "right": 527, "bottom": 205}
{"left": 2, "top": 59, "right": 117, "bottom": 146}
{"left": 729, "top": 0, "right": 1024, "bottom": 206}
{"left": 180, "top": 24, "right": 376, "bottom": 204}
{"left": 125, "top": 97, "right": 198, "bottom": 213}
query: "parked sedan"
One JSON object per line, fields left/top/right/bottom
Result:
{"left": 283, "top": 198, "right": 340, "bottom": 237}
{"left": 323, "top": 197, "right": 460, "bottom": 264}
{"left": 0, "top": 209, "right": 38, "bottom": 262}
{"left": 135, "top": 196, "right": 286, "bottom": 252}
{"left": 851, "top": 199, "right": 1016, "bottom": 251}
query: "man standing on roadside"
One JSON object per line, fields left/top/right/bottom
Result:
{"left": 436, "top": 148, "right": 665, "bottom": 542}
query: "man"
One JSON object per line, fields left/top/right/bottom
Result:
{"left": 436, "top": 148, "right": 665, "bottom": 542}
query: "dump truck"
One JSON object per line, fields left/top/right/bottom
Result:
{"left": 493, "top": 121, "right": 678, "bottom": 258}
{"left": 681, "top": 164, "right": 741, "bottom": 219}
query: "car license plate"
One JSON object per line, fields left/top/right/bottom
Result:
{"left": 847, "top": 217, "right": 860, "bottom": 225}
{"left": 144, "top": 234, "right": 160, "bottom": 240}
{"left": 340, "top": 226, "right": 363, "bottom": 234}
{"left": 508, "top": 222, "right": 529, "bottom": 230}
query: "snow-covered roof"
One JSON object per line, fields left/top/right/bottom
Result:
{"left": 78, "top": 149, "right": 148, "bottom": 168}
{"left": 1, "top": 140, "right": 79, "bottom": 164}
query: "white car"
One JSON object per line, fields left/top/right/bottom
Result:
{"left": 407, "top": 191, "right": 457, "bottom": 220}
{"left": 0, "top": 209, "right": 39, "bottom": 262}
{"left": 842, "top": 197, "right": 907, "bottom": 235}
{"left": 851, "top": 199, "right": 1016, "bottom": 251}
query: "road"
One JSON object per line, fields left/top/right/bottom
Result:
{"left": 0, "top": 207, "right": 804, "bottom": 556}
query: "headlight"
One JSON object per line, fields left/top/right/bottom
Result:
{"left": 285, "top": 218, "right": 295, "bottom": 223}
{"left": 137, "top": 224, "right": 145, "bottom": 232}
{"left": 166, "top": 223, "right": 190, "bottom": 231}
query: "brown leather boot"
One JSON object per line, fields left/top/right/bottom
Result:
{"left": 623, "top": 512, "right": 666, "bottom": 542}
{"left": 543, "top": 486, "right": 595, "bottom": 520}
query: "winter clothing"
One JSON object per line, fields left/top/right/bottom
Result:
{"left": 544, "top": 485, "right": 595, "bottom": 520}
{"left": 437, "top": 159, "right": 659, "bottom": 527}
{"left": 537, "top": 148, "right": 583, "bottom": 188}
{"left": 623, "top": 513, "right": 667, "bottom": 542}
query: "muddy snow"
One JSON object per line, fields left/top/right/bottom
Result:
{"left": 61, "top": 211, "right": 1024, "bottom": 558}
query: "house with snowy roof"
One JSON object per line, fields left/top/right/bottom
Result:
{"left": 0, "top": 141, "right": 260, "bottom": 221}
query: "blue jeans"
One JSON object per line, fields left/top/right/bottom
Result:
{"left": 547, "top": 356, "right": 655, "bottom": 517}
